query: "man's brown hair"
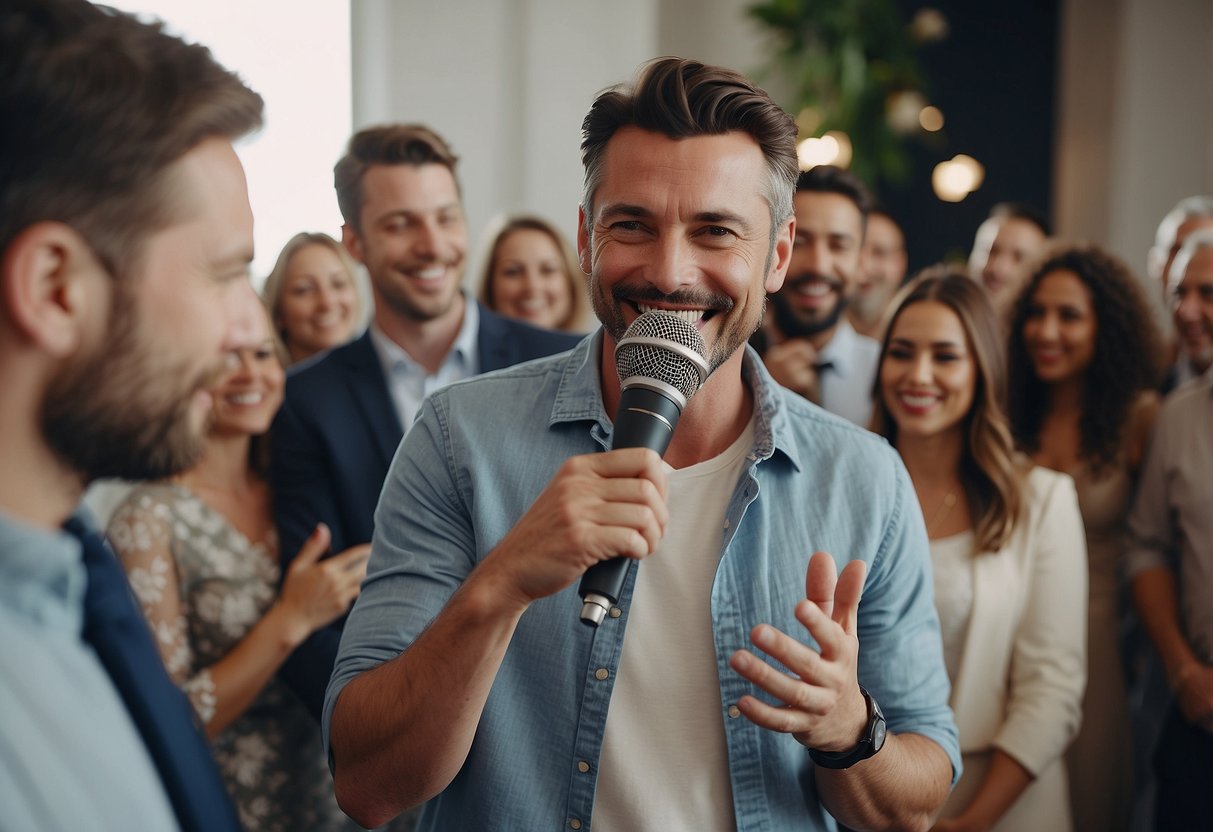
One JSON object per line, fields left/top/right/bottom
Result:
{"left": 580, "top": 57, "right": 798, "bottom": 246}
{"left": 333, "top": 124, "right": 459, "bottom": 231}
{"left": 0, "top": 0, "right": 264, "bottom": 278}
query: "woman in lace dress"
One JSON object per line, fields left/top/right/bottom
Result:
{"left": 873, "top": 270, "right": 1087, "bottom": 831}
{"left": 1006, "top": 246, "right": 1163, "bottom": 832}
{"left": 109, "top": 308, "right": 369, "bottom": 831}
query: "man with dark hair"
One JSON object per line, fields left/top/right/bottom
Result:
{"left": 270, "top": 123, "right": 580, "bottom": 718}
{"left": 849, "top": 206, "right": 908, "bottom": 339}
{"left": 0, "top": 1, "right": 263, "bottom": 828}
{"left": 754, "top": 165, "right": 881, "bottom": 426}
{"left": 326, "top": 57, "right": 958, "bottom": 831}
{"left": 968, "top": 201, "right": 1051, "bottom": 309}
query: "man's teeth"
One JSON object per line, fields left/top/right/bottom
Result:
{"left": 637, "top": 304, "right": 704, "bottom": 324}
{"left": 416, "top": 267, "right": 445, "bottom": 281}
{"left": 228, "top": 392, "right": 264, "bottom": 406}
{"left": 796, "top": 282, "right": 831, "bottom": 297}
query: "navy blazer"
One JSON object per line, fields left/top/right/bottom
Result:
{"left": 270, "top": 303, "right": 581, "bottom": 717}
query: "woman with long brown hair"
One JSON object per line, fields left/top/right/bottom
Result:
{"left": 874, "top": 269, "right": 1087, "bottom": 831}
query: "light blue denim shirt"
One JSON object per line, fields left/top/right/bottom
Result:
{"left": 325, "top": 332, "right": 960, "bottom": 831}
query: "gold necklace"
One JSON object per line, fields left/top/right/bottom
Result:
{"left": 926, "top": 491, "right": 958, "bottom": 534}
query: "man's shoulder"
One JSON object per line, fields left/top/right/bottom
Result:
{"left": 284, "top": 333, "right": 377, "bottom": 397}
{"left": 477, "top": 306, "right": 583, "bottom": 352}
{"left": 766, "top": 379, "right": 899, "bottom": 470}
{"left": 1162, "top": 374, "right": 1212, "bottom": 413}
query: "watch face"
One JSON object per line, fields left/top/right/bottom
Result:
{"left": 872, "top": 718, "right": 887, "bottom": 753}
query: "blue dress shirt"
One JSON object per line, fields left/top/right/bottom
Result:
{"left": 325, "top": 333, "right": 960, "bottom": 831}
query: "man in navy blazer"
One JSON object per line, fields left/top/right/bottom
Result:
{"left": 271, "top": 124, "right": 580, "bottom": 718}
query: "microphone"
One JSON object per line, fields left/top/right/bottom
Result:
{"left": 578, "top": 311, "right": 709, "bottom": 626}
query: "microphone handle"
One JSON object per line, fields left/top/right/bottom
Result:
{"left": 578, "top": 385, "right": 682, "bottom": 626}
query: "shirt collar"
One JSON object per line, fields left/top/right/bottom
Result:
{"left": 548, "top": 330, "right": 799, "bottom": 471}
{"left": 0, "top": 507, "right": 87, "bottom": 631}
{"left": 817, "top": 317, "right": 859, "bottom": 375}
{"left": 367, "top": 293, "right": 480, "bottom": 374}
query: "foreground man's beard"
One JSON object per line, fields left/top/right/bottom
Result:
{"left": 591, "top": 281, "right": 756, "bottom": 375}
{"left": 41, "top": 299, "right": 221, "bottom": 484}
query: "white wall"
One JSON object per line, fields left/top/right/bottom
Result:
{"left": 1056, "top": 0, "right": 1213, "bottom": 286}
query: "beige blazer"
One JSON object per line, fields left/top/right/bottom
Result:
{"left": 946, "top": 466, "right": 1088, "bottom": 776}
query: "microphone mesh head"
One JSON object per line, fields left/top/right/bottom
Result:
{"left": 614, "top": 312, "right": 709, "bottom": 401}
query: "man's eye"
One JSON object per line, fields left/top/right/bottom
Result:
{"left": 612, "top": 221, "right": 643, "bottom": 232}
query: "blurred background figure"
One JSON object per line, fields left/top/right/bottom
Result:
{"left": 476, "top": 214, "right": 588, "bottom": 332}
{"left": 108, "top": 307, "right": 369, "bottom": 832}
{"left": 1149, "top": 202, "right": 1213, "bottom": 395}
{"left": 262, "top": 231, "right": 364, "bottom": 365}
{"left": 754, "top": 165, "right": 879, "bottom": 425}
{"left": 1147, "top": 196, "right": 1213, "bottom": 308}
{"left": 848, "top": 206, "right": 908, "bottom": 339}
{"left": 1006, "top": 246, "right": 1162, "bottom": 832}
{"left": 874, "top": 269, "right": 1086, "bottom": 831}
{"left": 968, "top": 202, "right": 1051, "bottom": 311}
{"left": 1126, "top": 226, "right": 1213, "bottom": 832}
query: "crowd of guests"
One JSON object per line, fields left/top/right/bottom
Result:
{"left": 107, "top": 146, "right": 1210, "bottom": 831}
{"left": 6, "top": 4, "right": 1213, "bottom": 832}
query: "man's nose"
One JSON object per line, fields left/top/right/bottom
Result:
{"left": 222, "top": 279, "right": 261, "bottom": 353}
{"left": 412, "top": 221, "right": 442, "bottom": 259}
{"left": 647, "top": 235, "right": 699, "bottom": 294}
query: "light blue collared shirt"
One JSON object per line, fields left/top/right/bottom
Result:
{"left": 326, "top": 333, "right": 960, "bottom": 831}
{"left": 0, "top": 510, "right": 178, "bottom": 830}
{"left": 818, "top": 318, "right": 880, "bottom": 428}
{"left": 368, "top": 295, "right": 480, "bottom": 432}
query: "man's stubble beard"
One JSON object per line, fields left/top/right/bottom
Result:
{"left": 590, "top": 277, "right": 759, "bottom": 376}
{"left": 41, "top": 287, "right": 220, "bottom": 484}
{"left": 768, "top": 279, "right": 848, "bottom": 340}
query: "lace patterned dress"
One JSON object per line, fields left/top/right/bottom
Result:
{"left": 108, "top": 483, "right": 357, "bottom": 832}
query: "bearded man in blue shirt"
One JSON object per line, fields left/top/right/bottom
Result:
{"left": 325, "top": 57, "right": 960, "bottom": 832}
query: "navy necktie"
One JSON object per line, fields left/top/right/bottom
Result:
{"left": 66, "top": 515, "right": 242, "bottom": 832}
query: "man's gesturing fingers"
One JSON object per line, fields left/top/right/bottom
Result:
{"left": 805, "top": 551, "right": 866, "bottom": 633}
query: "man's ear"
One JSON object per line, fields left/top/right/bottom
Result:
{"left": 765, "top": 214, "right": 796, "bottom": 294}
{"left": 576, "top": 205, "right": 592, "bottom": 276}
{"left": 1, "top": 222, "right": 104, "bottom": 357}
{"left": 341, "top": 223, "right": 365, "bottom": 265}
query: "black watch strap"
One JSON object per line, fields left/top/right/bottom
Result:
{"left": 808, "top": 686, "right": 887, "bottom": 770}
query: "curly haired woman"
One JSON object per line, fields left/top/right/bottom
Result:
{"left": 1007, "top": 245, "right": 1164, "bottom": 832}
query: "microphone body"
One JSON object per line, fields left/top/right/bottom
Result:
{"left": 578, "top": 312, "right": 708, "bottom": 626}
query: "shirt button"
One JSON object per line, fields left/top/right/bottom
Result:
{"left": 577, "top": 760, "right": 591, "bottom": 773}
{"left": 728, "top": 704, "right": 741, "bottom": 718}
{"left": 570, "top": 819, "right": 583, "bottom": 830}
{"left": 594, "top": 668, "right": 610, "bottom": 681}
{"left": 609, "top": 606, "right": 622, "bottom": 619}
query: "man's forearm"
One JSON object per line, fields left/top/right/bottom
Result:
{"left": 1132, "top": 566, "right": 1200, "bottom": 679}
{"left": 816, "top": 732, "right": 953, "bottom": 832}
{"left": 329, "top": 562, "right": 526, "bottom": 829}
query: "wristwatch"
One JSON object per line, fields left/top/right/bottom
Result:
{"left": 808, "top": 686, "right": 887, "bottom": 770}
